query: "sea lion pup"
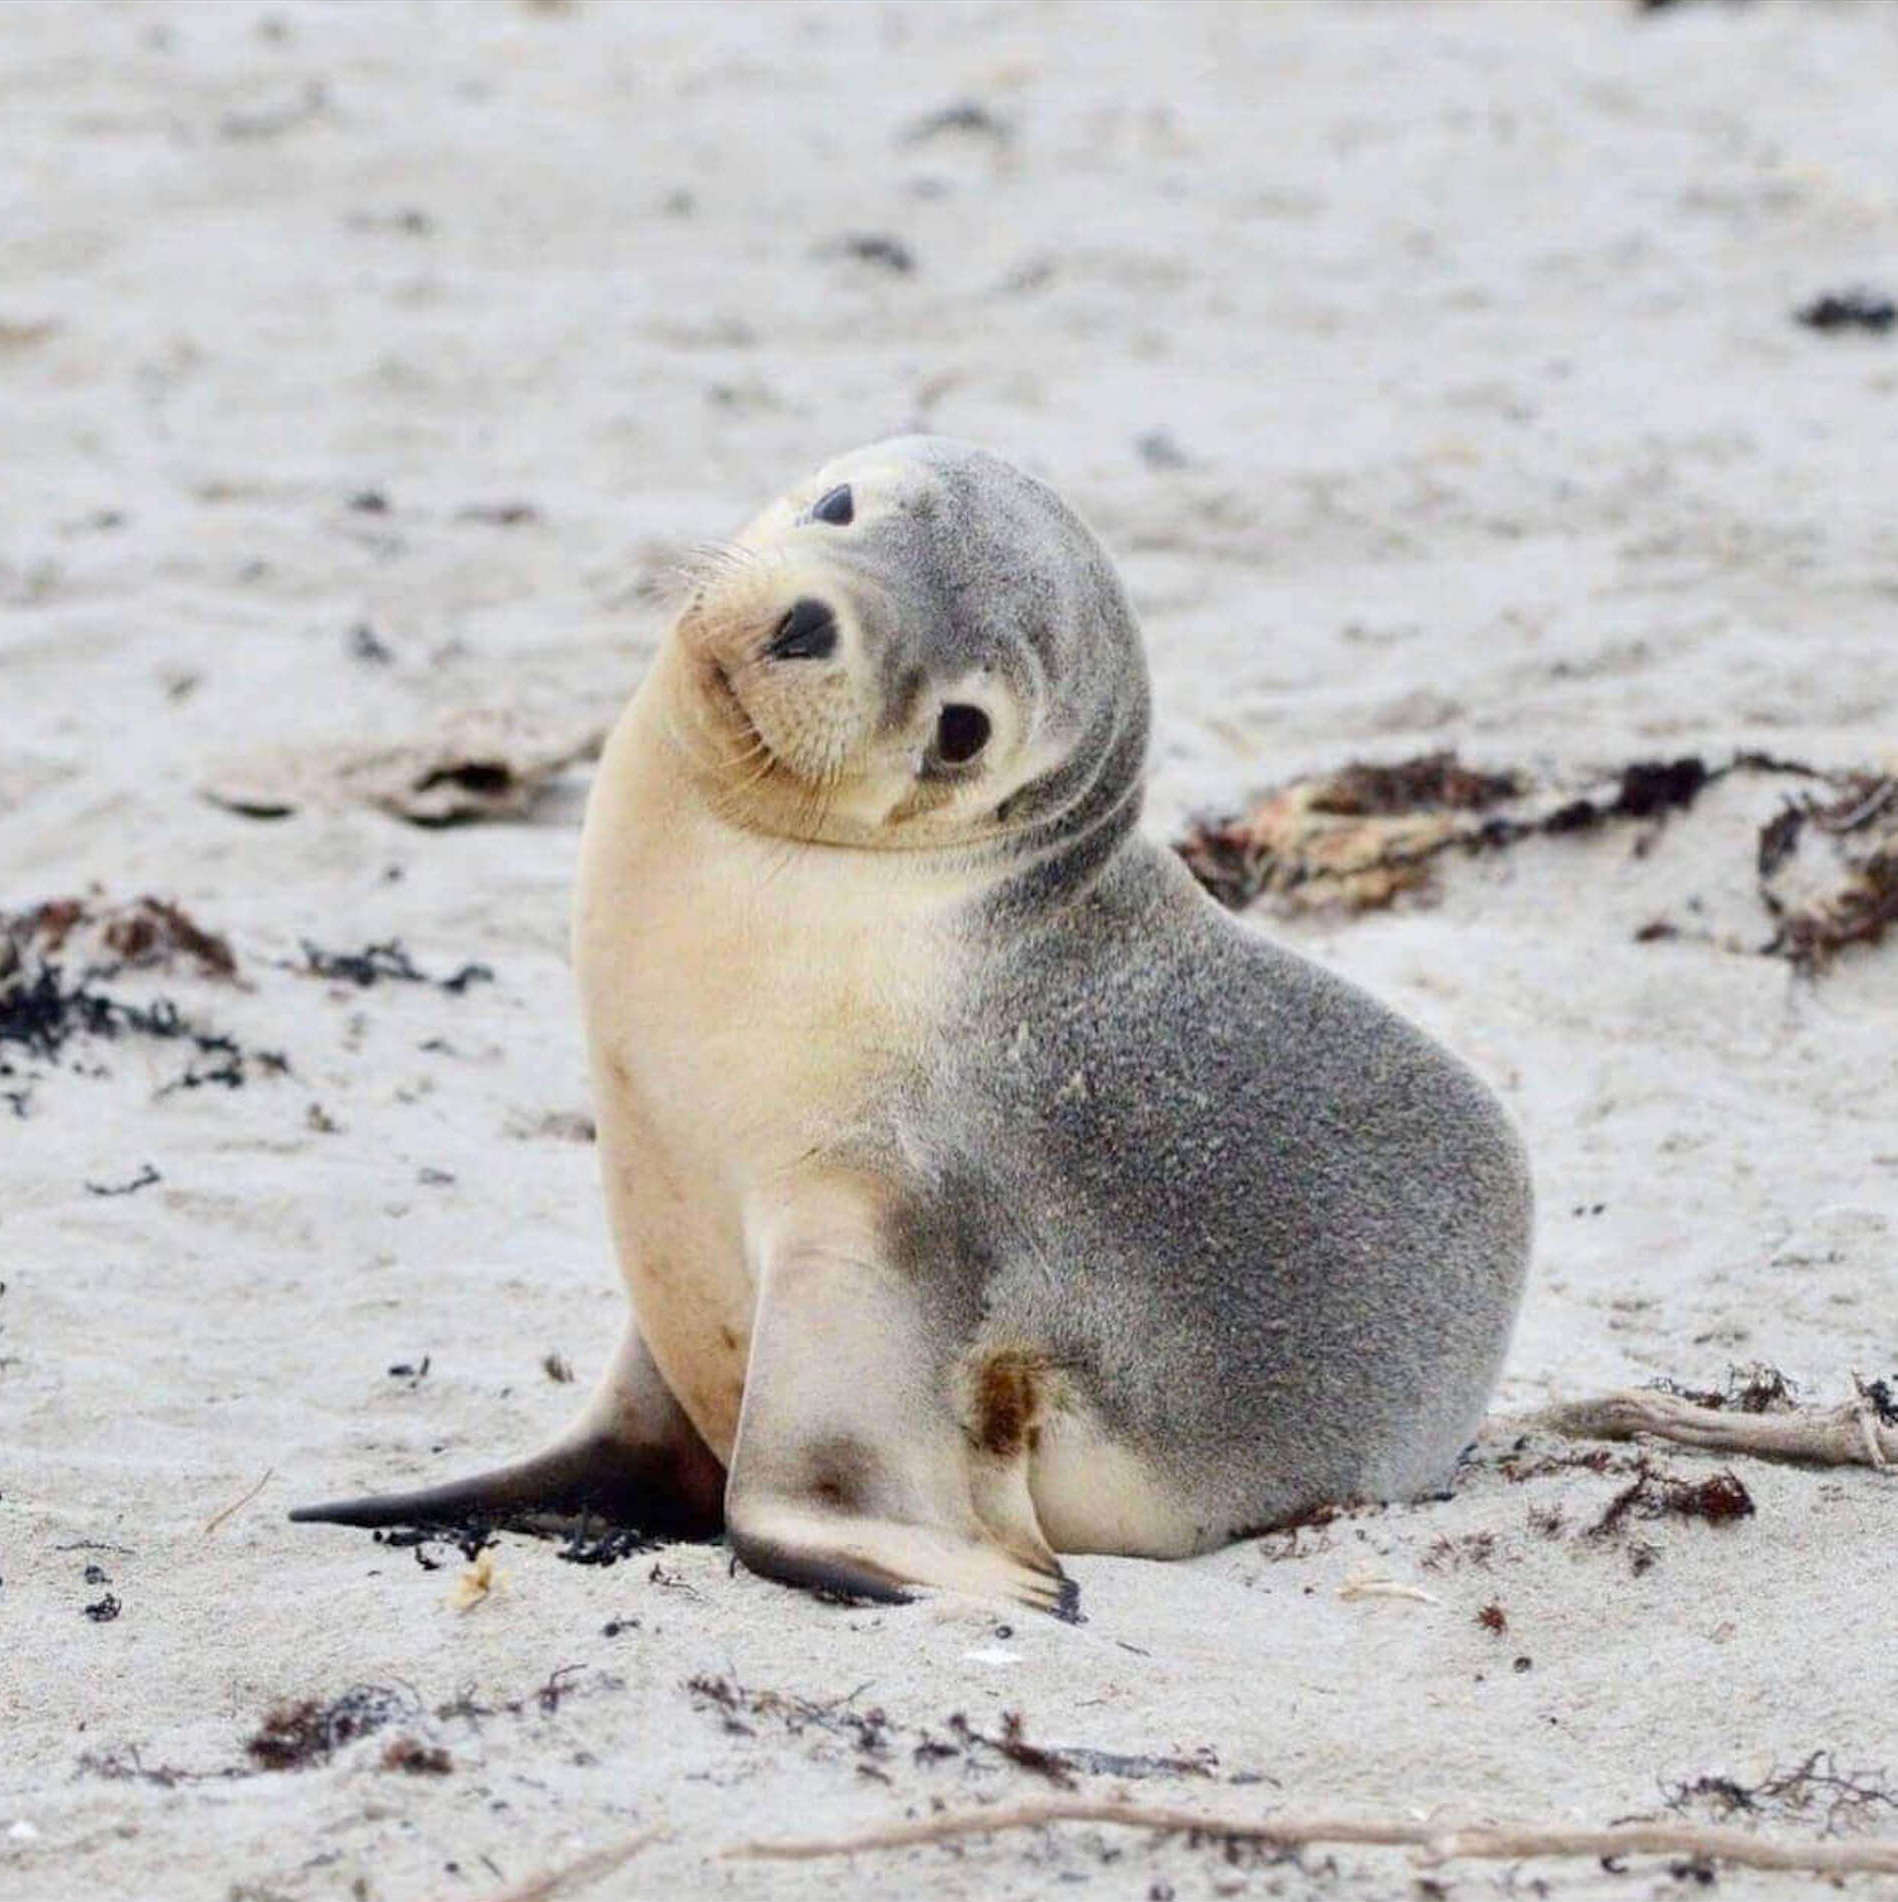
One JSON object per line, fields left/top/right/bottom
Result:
{"left": 294, "top": 437, "right": 1533, "bottom": 1616}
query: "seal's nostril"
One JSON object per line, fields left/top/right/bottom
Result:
{"left": 768, "top": 597, "right": 838, "bottom": 661}
{"left": 935, "top": 703, "right": 991, "bottom": 766}
{"left": 811, "top": 484, "right": 854, "bottom": 526}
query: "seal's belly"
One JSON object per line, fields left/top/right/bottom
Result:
{"left": 584, "top": 962, "right": 854, "bottom": 1463}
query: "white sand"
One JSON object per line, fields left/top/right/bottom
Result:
{"left": 4, "top": 3, "right": 1896, "bottom": 1897}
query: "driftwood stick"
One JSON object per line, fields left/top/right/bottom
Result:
{"left": 468, "top": 1828, "right": 662, "bottom": 1902}
{"left": 723, "top": 1799, "right": 1898, "bottom": 1874}
{"left": 1533, "top": 1385, "right": 1894, "bottom": 1472}
{"left": 201, "top": 1465, "right": 274, "bottom": 1536}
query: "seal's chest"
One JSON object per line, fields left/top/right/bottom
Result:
{"left": 577, "top": 794, "right": 959, "bottom": 1174}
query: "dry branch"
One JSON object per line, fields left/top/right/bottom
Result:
{"left": 201, "top": 1466, "right": 273, "bottom": 1536}
{"left": 723, "top": 1798, "right": 1898, "bottom": 1874}
{"left": 468, "top": 1828, "right": 661, "bottom": 1902}
{"left": 1536, "top": 1384, "right": 1894, "bottom": 1472}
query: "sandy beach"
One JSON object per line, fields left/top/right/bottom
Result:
{"left": 4, "top": 2, "right": 1897, "bottom": 1897}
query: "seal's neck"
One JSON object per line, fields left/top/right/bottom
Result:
{"left": 981, "top": 671, "right": 1151, "bottom": 924}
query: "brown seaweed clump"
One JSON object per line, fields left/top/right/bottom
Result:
{"left": 1174, "top": 750, "right": 1522, "bottom": 912}
{"left": 246, "top": 1686, "right": 412, "bottom": 1771}
{"left": 1758, "top": 773, "right": 1898, "bottom": 973}
{"left": 2, "top": 894, "right": 237, "bottom": 983}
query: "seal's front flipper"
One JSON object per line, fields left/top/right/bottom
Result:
{"left": 290, "top": 1319, "right": 725, "bottom": 1539}
{"left": 725, "top": 1200, "right": 1078, "bottom": 1619}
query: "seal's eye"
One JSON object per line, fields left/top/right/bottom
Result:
{"left": 934, "top": 703, "right": 991, "bottom": 766}
{"left": 768, "top": 597, "right": 838, "bottom": 661}
{"left": 810, "top": 484, "right": 853, "bottom": 526}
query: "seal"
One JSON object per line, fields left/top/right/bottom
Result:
{"left": 292, "top": 436, "right": 1533, "bottom": 1616}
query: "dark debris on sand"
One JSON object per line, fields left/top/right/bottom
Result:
{"left": 246, "top": 1685, "right": 414, "bottom": 1770}
{"left": 686, "top": 1673, "right": 1219, "bottom": 1786}
{"left": 1177, "top": 751, "right": 1898, "bottom": 974}
{"left": 0, "top": 894, "right": 282, "bottom": 1113}
{"left": 1, "top": 960, "right": 284, "bottom": 1117}
{"left": 1540, "top": 756, "right": 1709, "bottom": 832}
{"left": 1652, "top": 1362, "right": 1799, "bottom": 1415}
{"left": 371, "top": 1521, "right": 498, "bottom": 1570}
{"left": 367, "top": 1513, "right": 663, "bottom": 1572}
{"left": 4, "top": 894, "right": 238, "bottom": 983}
{"left": 823, "top": 232, "right": 916, "bottom": 275}
{"left": 1173, "top": 748, "right": 1686, "bottom": 914}
{"left": 1665, "top": 1751, "right": 1898, "bottom": 1832}
{"left": 1589, "top": 1460, "right": 1755, "bottom": 1539}
{"left": 1757, "top": 772, "right": 1898, "bottom": 972}
{"left": 1796, "top": 288, "right": 1896, "bottom": 335}
{"left": 379, "top": 1737, "right": 453, "bottom": 1775}
{"left": 295, "top": 939, "right": 493, "bottom": 992}
{"left": 1306, "top": 753, "right": 1522, "bottom": 819}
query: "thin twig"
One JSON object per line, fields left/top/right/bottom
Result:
{"left": 1337, "top": 1575, "right": 1440, "bottom": 1605}
{"left": 202, "top": 1466, "right": 274, "bottom": 1536}
{"left": 723, "top": 1799, "right": 1898, "bottom": 1873}
{"left": 466, "top": 1828, "right": 662, "bottom": 1902}
{"left": 1533, "top": 1389, "right": 1895, "bottom": 1472}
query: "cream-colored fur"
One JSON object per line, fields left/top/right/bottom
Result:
{"left": 572, "top": 640, "right": 977, "bottom": 1461}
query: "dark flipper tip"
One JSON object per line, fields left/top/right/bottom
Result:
{"left": 1051, "top": 1572, "right": 1085, "bottom": 1625}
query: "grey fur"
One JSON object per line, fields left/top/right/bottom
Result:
{"left": 854, "top": 438, "right": 1533, "bottom": 1543}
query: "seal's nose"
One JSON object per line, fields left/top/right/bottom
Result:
{"left": 767, "top": 597, "right": 838, "bottom": 662}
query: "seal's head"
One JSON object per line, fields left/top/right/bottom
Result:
{"left": 668, "top": 437, "right": 1149, "bottom": 883}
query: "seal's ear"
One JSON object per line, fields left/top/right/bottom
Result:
{"left": 291, "top": 1323, "right": 725, "bottom": 1540}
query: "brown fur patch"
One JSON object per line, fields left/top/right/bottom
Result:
{"left": 802, "top": 1435, "right": 874, "bottom": 1513}
{"left": 972, "top": 1350, "right": 1050, "bottom": 1460}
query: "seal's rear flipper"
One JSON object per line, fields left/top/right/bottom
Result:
{"left": 293, "top": 1321, "right": 728, "bottom": 1540}
{"left": 290, "top": 1430, "right": 724, "bottom": 1539}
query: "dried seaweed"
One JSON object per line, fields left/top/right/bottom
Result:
{"left": 432, "top": 1668, "right": 623, "bottom": 1729}
{"left": 1421, "top": 1532, "right": 1497, "bottom": 1572}
{"left": 84, "top": 1164, "right": 161, "bottom": 1198}
{"left": 1177, "top": 751, "right": 1898, "bottom": 974}
{"left": 1541, "top": 757, "right": 1709, "bottom": 832}
{"left": 686, "top": 1675, "right": 1218, "bottom": 1787}
{"left": 1305, "top": 753, "right": 1521, "bottom": 818}
{"left": 380, "top": 1737, "right": 453, "bottom": 1775}
{"left": 1796, "top": 289, "right": 1896, "bottom": 335}
{"left": 0, "top": 954, "right": 283, "bottom": 1116}
{"left": 1174, "top": 750, "right": 1697, "bottom": 914}
{"left": 1759, "top": 774, "right": 1898, "bottom": 971}
{"left": 824, "top": 233, "right": 915, "bottom": 274}
{"left": 1590, "top": 1461, "right": 1754, "bottom": 1538}
{"left": 687, "top": 1674, "right": 894, "bottom": 1757}
{"left": 1652, "top": 1363, "right": 1798, "bottom": 1415}
{"left": 1665, "top": 1753, "right": 1898, "bottom": 1835}
{"left": 3, "top": 894, "right": 237, "bottom": 982}
{"left": 246, "top": 1686, "right": 413, "bottom": 1770}
{"left": 296, "top": 939, "right": 491, "bottom": 992}
{"left": 946, "top": 1712, "right": 1076, "bottom": 1788}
